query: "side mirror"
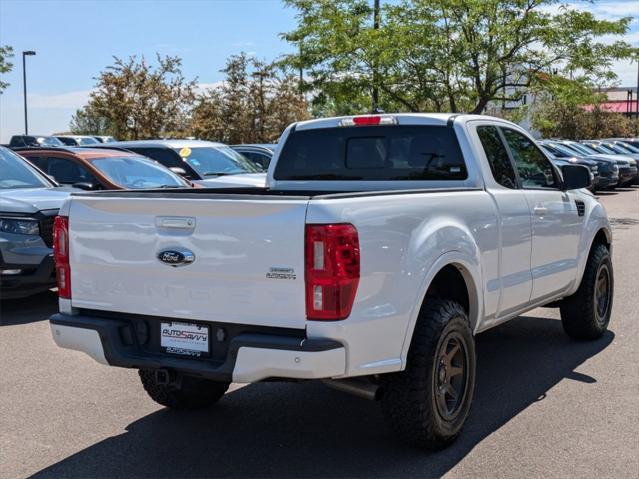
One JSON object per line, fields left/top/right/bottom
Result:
{"left": 561, "top": 164, "right": 592, "bottom": 190}
{"left": 170, "top": 167, "right": 187, "bottom": 176}
{"left": 73, "top": 182, "right": 99, "bottom": 191}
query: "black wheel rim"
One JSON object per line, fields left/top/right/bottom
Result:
{"left": 594, "top": 264, "right": 611, "bottom": 324}
{"left": 433, "top": 331, "right": 468, "bottom": 421}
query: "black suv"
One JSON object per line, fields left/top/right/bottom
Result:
{"left": 9, "top": 135, "right": 64, "bottom": 148}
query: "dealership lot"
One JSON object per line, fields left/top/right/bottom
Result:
{"left": 0, "top": 187, "right": 637, "bottom": 478}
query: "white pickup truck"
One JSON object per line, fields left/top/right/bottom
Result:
{"left": 49, "top": 114, "right": 613, "bottom": 449}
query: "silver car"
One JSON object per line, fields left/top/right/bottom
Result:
{"left": 0, "top": 147, "right": 69, "bottom": 299}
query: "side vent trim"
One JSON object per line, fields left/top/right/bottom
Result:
{"left": 575, "top": 200, "right": 585, "bottom": 217}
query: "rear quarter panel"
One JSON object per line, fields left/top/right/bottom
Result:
{"left": 305, "top": 190, "right": 498, "bottom": 376}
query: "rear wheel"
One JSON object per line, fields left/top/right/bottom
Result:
{"left": 560, "top": 243, "right": 613, "bottom": 339}
{"left": 381, "top": 299, "right": 476, "bottom": 449}
{"left": 139, "top": 369, "right": 229, "bottom": 409}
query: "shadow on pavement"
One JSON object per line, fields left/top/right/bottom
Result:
{"left": 0, "top": 290, "right": 58, "bottom": 326}
{"left": 597, "top": 187, "right": 637, "bottom": 196}
{"left": 33, "top": 315, "right": 613, "bottom": 478}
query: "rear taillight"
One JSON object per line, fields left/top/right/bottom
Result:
{"left": 305, "top": 224, "right": 360, "bottom": 320}
{"left": 53, "top": 216, "right": 71, "bottom": 299}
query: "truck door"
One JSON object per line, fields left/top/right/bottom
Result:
{"left": 474, "top": 125, "right": 533, "bottom": 319}
{"left": 500, "top": 128, "right": 582, "bottom": 302}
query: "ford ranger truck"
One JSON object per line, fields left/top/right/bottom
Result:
{"left": 49, "top": 114, "right": 613, "bottom": 449}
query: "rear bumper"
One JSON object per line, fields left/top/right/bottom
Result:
{"left": 49, "top": 313, "right": 346, "bottom": 383}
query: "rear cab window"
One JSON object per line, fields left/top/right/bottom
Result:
{"left": 129, "top": 148, "right": 184, "bottom": 169}
{"left": 274, "top": 125, "right": 467, "bottom": 182}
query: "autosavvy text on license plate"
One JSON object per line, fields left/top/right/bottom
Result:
{"left": 160, "top": 321, "right": 209, "bottom": 357}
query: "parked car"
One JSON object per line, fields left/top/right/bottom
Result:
{"left": 14, "top": 147, "right": 192, "bottom": 190}
{"left": 538, "top": 141, "right": 618, "bottom": 190}
{"left": 601, "top": 138, "right": 639, "bottom": 153}
{"left": 50, "top": 114, "right": 611, "bottom": 450}
{"left": 553, "top": 140, "right": 636, "bottom": 188}
{"left": 9, "top": 135, "right": 64, "bottom": 148}
{"left": 579, "top": 140, "right": 638, "bottom": 186}
{"left": 93, "top": 136, "right": 117, "bottom": 144}
{"left": 538, "top": 143, "right": 599, "bottom": 190}
{"left": 54, "top": 135, "right": 101, "bottom": 146}
{"left": 230, "top": 144, "right": 276, "bottom": 169}
{"left": 90, "top": 140, "right": 266, "bottom": 188}
{"left": 582, "top": 139, "right": 639, "bottom": 161}
{"left": 609, "top": 138, "right": 639, "bottom": 149}
{"left": 0, "top": 146, "right": 70, "bottom": 299}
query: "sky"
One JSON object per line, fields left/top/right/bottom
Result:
{"left": 0, "top": 0, "right": 638, "bottom": 143}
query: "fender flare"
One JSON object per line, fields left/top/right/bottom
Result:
{"left": 569, "top": 224, "right": 612, "bottom": 296}
{"left": 398, "top": 251, "right": 482, "bottom": 370}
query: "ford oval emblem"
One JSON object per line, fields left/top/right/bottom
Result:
{"left": 158, "top": 248, "right": 195, "bottom": 267}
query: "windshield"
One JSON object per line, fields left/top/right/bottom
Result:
{"left": 91, "top": 156, "right": 189, "bottom": 189}
{"left": 540, "top": 144, "right": 563, "bottom": 158}
{"left": 78, "top": 137, "right": 99, "bottom": 145}
{"left": 618, "top": 142, "right": 639, "bottom": 153}
{"left": 174, "top": 146, "right": 262, "bottom": 176}
{"left": 548, "top": 143, "right": 581, "bottom": 158}
{"left": 38, "top": 136, "right": 64, "bottom": 147}
{"left": 588, "top": 143, "right": 616, "bottom": 154}
{"left": 605, "top": 143, "right": 633, "bottom": 155}
{"left": 0, "top": 147, "right": 51, "bottom": 190}
{"left": 565, "top": 142, "right": 599, "bottom": 156}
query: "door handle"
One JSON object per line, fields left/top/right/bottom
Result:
{"left": 533, "top": 206, "right": 547, "bottom": 216}
{"left": 156, "top": 216, "right": 196, "bottom": 229}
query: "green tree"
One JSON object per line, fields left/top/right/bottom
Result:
{"left": 82, "top": 54, "right": 197, "bottom": 140}
{"left": 69, "top": 104, "right": 114, "bottom": 136}
{"left": 0, "top": 45, "right": 14, "bottom": 93}
{"left": 191, "top": 53, "right": 309, "bottom": 143}
{"left": 283, "top": 0, "right": 637, "bottom": 115}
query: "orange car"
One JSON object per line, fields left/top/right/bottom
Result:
{"left": 13, "top": 147, "right": 193, "bottom": 190}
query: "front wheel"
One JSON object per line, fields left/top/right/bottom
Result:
{"left": 560, "top": 243, "right": 613, "bottom": 339}
{"left": 380, "top": 299, "right": 476, "bottom": 449}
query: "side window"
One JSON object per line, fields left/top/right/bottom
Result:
{"left": 24, "top": 156, "right": 47, "bottom": 171}
{"left": 501, "top": 128, "right": 558, "bottom": 189}
{"left": 241, "top": 151, "right": 269, "bottom": 169}
{"left": 45, "top": 157, "right": 97, "bottom": 185}
{"left": 476, "top": 126, "right": 517, "bottom": 189}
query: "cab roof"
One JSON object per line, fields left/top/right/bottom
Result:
{"left": 292, "top": 113, "right": 493, "bottom": 131}
{"left": 15, "top": 147, "right": 139, "bottom": 160}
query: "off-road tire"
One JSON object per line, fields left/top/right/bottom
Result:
{"left": 380, "top": 299, "right": 476, "bottom": 449}
{"left": 139, "top": 369, "right": 229, "bottom": 409}
{"left": 560, "top": 243, "right": 613, "bottom": 339}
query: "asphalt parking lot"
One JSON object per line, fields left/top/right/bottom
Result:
{"left": 1, "top": 187, "right": 637, "bottom": 479}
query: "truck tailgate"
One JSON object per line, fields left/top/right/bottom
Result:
{"left": 68, "top": 195, "right": 309, "bottom": 329}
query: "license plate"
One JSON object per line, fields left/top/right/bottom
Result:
{"left": 160, "top": 321, "right": 209, "bottom": 357}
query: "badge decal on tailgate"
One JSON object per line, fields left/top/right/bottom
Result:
{"left": 157, "top": 248, "right": 195, "bottom": 267}
{"left": 266, "top": 267, "right": 296, "bottom": 280}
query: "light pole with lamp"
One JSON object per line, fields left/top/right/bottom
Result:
{"left": 22, "top": 50, "right": 36, "bottom": 135}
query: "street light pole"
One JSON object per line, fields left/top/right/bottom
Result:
{"left": 22, "top": 51, "right": 36, "bottom": 135}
